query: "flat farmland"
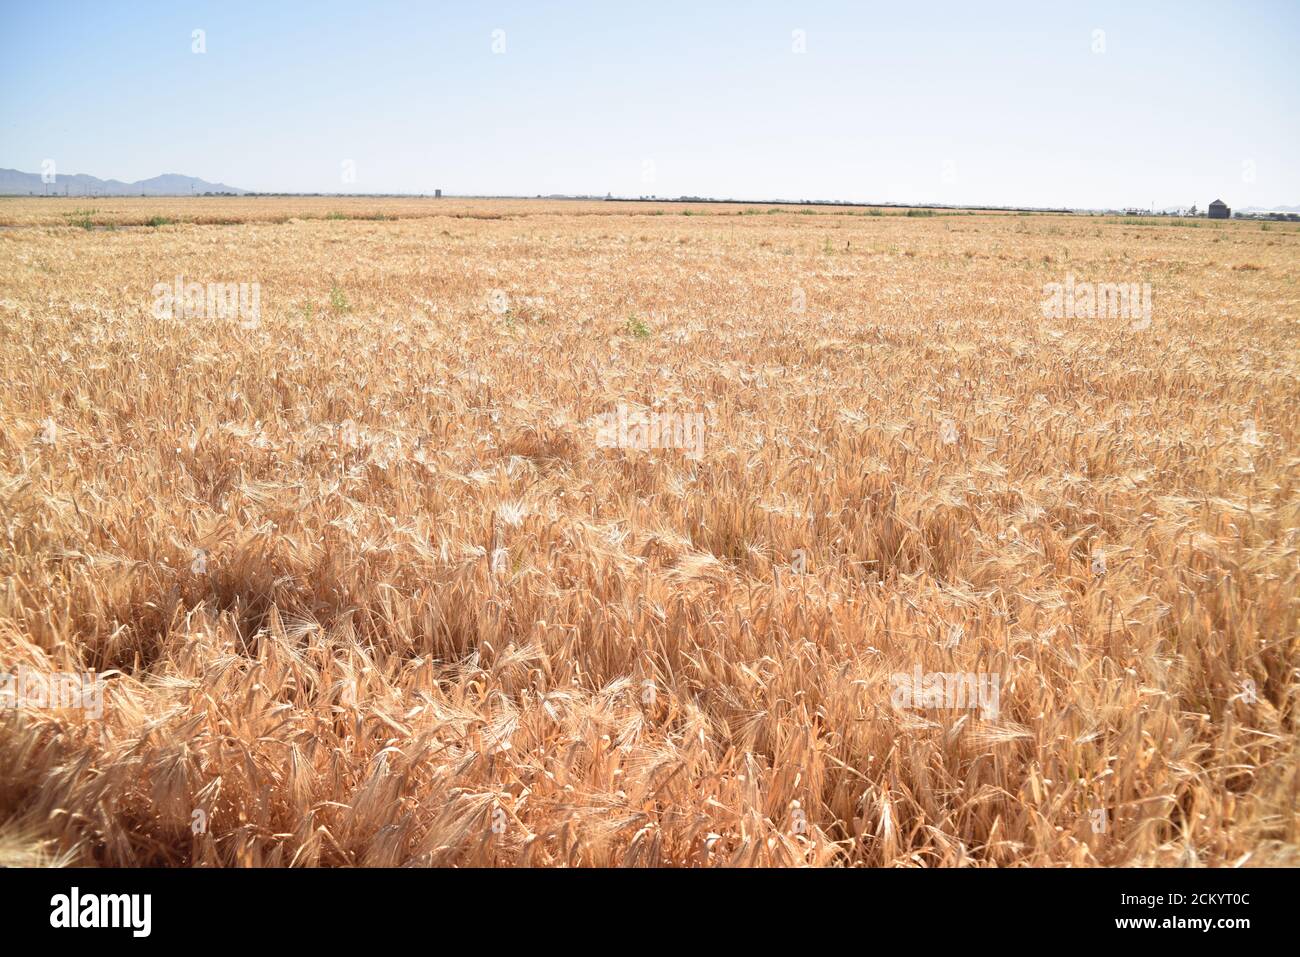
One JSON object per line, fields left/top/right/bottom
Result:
{"left": 1, "top": 197, "right": 1296, "bottom": 866}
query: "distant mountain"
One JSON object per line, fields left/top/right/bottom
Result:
{"left": 0, "top": 168, "right": 248, "bottom": 196}
{"left": 1241, "top": 204, "right": 1300, "bottom": 213}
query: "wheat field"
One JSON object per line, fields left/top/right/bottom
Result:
{"left": 0, "top": 197, "right": 1296, "bottom": 867}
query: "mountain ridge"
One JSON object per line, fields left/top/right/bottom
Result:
{"left": 0, "top": 168, "right": 248, "bottom": 196}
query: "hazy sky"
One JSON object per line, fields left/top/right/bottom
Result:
{"left": 2, "top": 0, "right": 1296, "bottom": 208}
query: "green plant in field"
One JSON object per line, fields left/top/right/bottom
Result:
{"left": 330, "top": 282, "right": 350, "bottom": 313}
{"left": 626, "top": 315, "right": 651, "bottom": 338}
{"left": 146, "top": 216, "right": 174, "bottom": 227}
{"left": 65, "top": 208, "right": 98, "bottom": 229}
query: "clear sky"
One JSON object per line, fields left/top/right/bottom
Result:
{"left": 2, "top": 0, "right": 1296, "bottom": 209}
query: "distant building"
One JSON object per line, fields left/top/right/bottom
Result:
{"left": 434, "top": 189, "right": 442, "bottom": 198}
{"left": 1208, "top": 199, "right": 1230, "bottom": 219}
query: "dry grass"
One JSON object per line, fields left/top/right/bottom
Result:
{"left": 1, "top": 197, "right": 1297, "bottom": 867}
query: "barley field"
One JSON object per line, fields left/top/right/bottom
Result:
{"left": 1, "top": 197, "right": 1296, "bottom": 867}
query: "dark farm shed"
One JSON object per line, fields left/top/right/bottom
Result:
{"left": 1208, "top": 199, "right": 1230, "bottom": 219}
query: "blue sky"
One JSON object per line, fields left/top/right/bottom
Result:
{"left": 2, "top": 0, "right": 1296, "bottom": 208}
